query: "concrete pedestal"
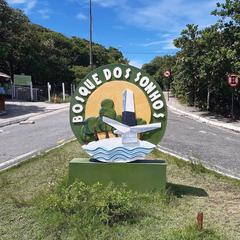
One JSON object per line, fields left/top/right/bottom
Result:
{"left": 68, "top": 158, "right": 167, "bottom": 192}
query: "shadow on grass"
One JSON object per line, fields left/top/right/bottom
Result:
{"left": 167, "top": 182, "right": 208, "bottom": 198}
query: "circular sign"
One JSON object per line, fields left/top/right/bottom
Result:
{"left": 70, "top": 64, "right": 167, "bottom": 162}
{"left": 164, "top": 70, "right": 171, "bottom": 78}
{"left": 228, "top": 74, "right": 239, "bottom": 87}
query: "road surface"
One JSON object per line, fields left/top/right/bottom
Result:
{"left": 0, "top": 109, "right": 240, "bottom": 179}
{"left": 160, "top": 111, "right": 240, "bottom": 179}
{"left": 0, "top": 109, "right": 73, "bottom": 169}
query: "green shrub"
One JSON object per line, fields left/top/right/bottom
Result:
{"left": 39, "top": 182, "right": 145, "bottom": 238}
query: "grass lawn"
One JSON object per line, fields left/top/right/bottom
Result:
{"left": 0, "top": 141, "right": 240, "bottom": 239}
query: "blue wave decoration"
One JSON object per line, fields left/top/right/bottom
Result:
{"left": 93, "top": 151, "right": 149, "bottom": 159}
{"left": 93, "top": 152, "right": 146, "bottom": 160}
{"left": 85, "top": 147, "right": 153, "bottom": 161}
{"left": 92, "top": 153, "right": 146, "bottom": 161}
{"left": 83, "top": 139, "right": 156, "bottom": 162}
{"left": 86, "top": 148, "right": 151, "bottom": 156}
{"left": 85, "top": 146, "right": 153, "bottom": 153}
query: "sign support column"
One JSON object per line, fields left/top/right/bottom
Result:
{"left": 30, "top": 81, "right": 33, "bottom": 101}
{"left": 231, "top": 89, "right": 234, "bottom": 120}
{"left": 62, "top": 82, "right": 65, "bottom": 101}
{"left": 164, "top": 70, "right": 172, "bottom": 101}
{"left": 47, "top": 82, "right": 51, "bottom": 102}
{"left": 228, "top": 73, "right": 239, "bottom": 120}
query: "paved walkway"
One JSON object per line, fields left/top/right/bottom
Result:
{"left": 164, "top": 92, "right": 240, "bottom": 133}
{"left": 0, "top": 100, "right": 69, "bottom": 127}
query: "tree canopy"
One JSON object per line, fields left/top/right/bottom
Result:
{"left": 142, "top": 0, "right": 240, "bottom": 118}
{"left": 0, "top": 0, "right": 128, "bottom": 87}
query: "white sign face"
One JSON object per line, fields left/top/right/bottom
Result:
{"left": 164, "top": 70, "right": 171, "bottom": 78}
{"left": 228, "top": 74, "right": 239, "bottom": 88}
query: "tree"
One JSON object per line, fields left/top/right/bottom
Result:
{"left": 0, "top": 0, "right": 30, "bottom": 77}
{"left": 142, "top": 0, "right": 240, "bottom": 118}
{"left": 172, "top": 24, "right": 203, "bottom": 106}
{"left": 70, "top": 66, "right": 91, "bottom": 84}
{"left": 0, "top": 0, "right": 127, "bottom": 92}
{"left": 108, "top": 47, "right": 128, "bottom": 64}
{"left": 97, "top": 99, "right": 117, "bottom": 133}
{"left": 142, "top": 55, "right": 176, "bottom": 90}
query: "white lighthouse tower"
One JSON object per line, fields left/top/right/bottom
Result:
{"left": 122, "top": 89, "right": 137, "bottom": 127}
{"left": 103, "top": 89, "right": 161, "bottom": 146}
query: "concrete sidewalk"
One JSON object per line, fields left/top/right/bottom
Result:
{"left": 164, "top": 92, "right": 240, "bottom": 133}
{"left": 0, "top": 101, "right": 69, "bottom": 127}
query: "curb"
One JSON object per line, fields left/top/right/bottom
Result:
{"left": 158, "top": 146, "right": 240, "bottom": 180}
{"left": 0, "top": 117, "right": 29, "bottom": 128}
{"left": 0, "top": 138, "right": 75, "bottom": 172}
{"left": 0, "top": 105, "right": 69, "bottom": 128}
{"left": 168, "top": 105, "right": 240, "bottom": 133}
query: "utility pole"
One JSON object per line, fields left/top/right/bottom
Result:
{"left": 89, "top": 0, "right": 93, "bottom": 70}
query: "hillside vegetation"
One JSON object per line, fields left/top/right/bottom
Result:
{"left": 0, "top": 0, "right": 127, "bottom": 87}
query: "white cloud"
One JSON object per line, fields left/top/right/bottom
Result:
{"left": 25, "top": 0, "right": 37, "bottom": 12}
{"left": 140, "top": 34, "right": 177, "bottom": 51}
{"left": 129, "top": 59, "right": 144, "bottom": 68}
{"left": 119, "top": 0, "right": 221, "bottom": 34}
{"left": 68, "top": 0, "right": 127, "bottom": 8}
{"left": 92, "top": 0, "right": 124, "bottom": 7}
{"left": 162, "top": 41, "right": 177, "bottom": 50}
{"left": 7, "top": 0, "right": 27, "bottom": 3}
{"left": 38, "top": 8, "right": 50, "bottom": 19}
{"left": 69, "top": 0, "right": 222, "bottom": 34}
{"left": 141, "top": 40, "right": 167, "bottom": 47}
{"left": 76, "top": 13, "right": 87, "bottom": 20}
{"left": 7, "top": 0, "right": 37, "bottom": 13}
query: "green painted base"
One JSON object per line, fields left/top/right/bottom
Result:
{"left": 68, "top": 158, "right": 167, "bottom": 192}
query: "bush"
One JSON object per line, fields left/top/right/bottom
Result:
{"left": 39, "top": 182, "right": 144, "bottom": 238}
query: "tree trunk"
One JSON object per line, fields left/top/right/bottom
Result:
{"left": 94, "top": 127, "right": 99, "bottom": 141}
{"left": 105, "top": 131, "right": 109, "bottom": 138}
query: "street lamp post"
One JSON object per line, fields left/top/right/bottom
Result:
{"left": 89, "top": 0, "right": 93, "bottom": 70}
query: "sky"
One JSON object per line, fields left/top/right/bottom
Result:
{"left": 6, "top": 0, "right": 222, "bottom": 68}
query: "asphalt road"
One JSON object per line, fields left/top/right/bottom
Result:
{"left": 0, "top": 109, "right": 73, "bottom": 169}
{"left": 0, "top": 109, "right": 240, "bottom": 179}
{"left": 159, "top": 111, "right": 240, "bottom": 179}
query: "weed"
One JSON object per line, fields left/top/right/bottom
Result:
{"left": 167, "top": 224, "right": 223, "bottom": 240}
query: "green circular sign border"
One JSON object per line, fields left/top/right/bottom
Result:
{"left": 70, "top": 64, "right": 168, "bottom": 146}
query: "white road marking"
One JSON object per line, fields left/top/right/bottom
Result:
{"left": 199, "top": 130, "right": 217, "bottom": 136}
{"left": 19, "top": 120, "right": 35, "bottom": 125}
{"left": 210, "top": 132, "right": 217, "bottom": 136}
{"left": 0, "top": 150, "right": 38, "bottom": 171}
{"left": 57, "top": 138, "right": 65, "bottom": 144}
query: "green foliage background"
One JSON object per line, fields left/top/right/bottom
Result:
{"left": 0, "top": 0, "right": 128, "bottom": 88}
{"left": 142, "top": 0, "right": 240, "bottom": 118}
